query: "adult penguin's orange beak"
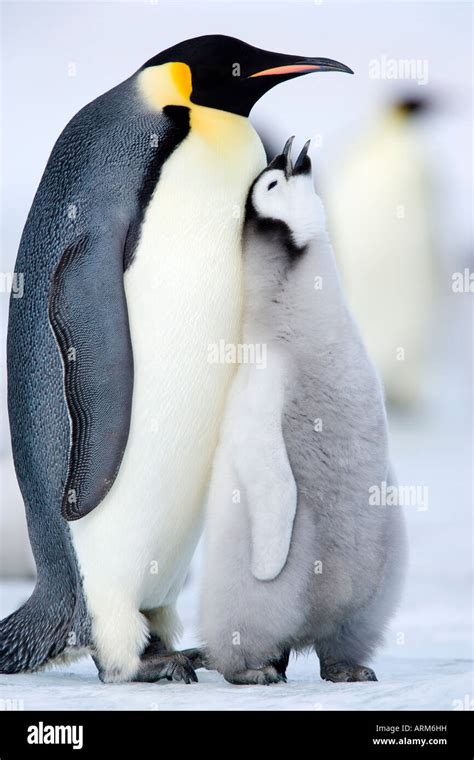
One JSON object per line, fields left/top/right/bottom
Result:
{"left": 248, "top": 58, "right": 354, "bottom": 78}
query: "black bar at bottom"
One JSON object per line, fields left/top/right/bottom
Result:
{"left": 0, "top": 710, "right": 472, "bottom": 757}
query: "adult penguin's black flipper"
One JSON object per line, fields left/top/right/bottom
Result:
{"left": 48, "top": 228, "right": 134, "bottom": 521}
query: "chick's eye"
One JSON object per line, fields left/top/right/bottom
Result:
{"left": 267, "top": 180, "right": 278, "bottom": 191}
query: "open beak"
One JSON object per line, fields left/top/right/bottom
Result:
{"left": 268, "top": 137, "right": 313, "bottom": 177}
{"left": 248, "top": 57, "right": 354, "bottom": 79}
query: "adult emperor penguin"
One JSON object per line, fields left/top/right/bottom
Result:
{"left": 1, "top": 35, "right": 353, "bottom": 683}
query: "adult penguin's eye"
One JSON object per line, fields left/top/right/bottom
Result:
{"left": 267, "top": 180, "right": 278, "bottom": 191}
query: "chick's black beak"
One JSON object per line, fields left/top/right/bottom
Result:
{"left": 283, "top": 135, "right": 295, "bottom": 174}
{"left": 293, "top": 139, "right": 312, "bottom": 175}
{"left": 267, "top": 135, "right": 295, "bottom": 175}
{"left": 268, "top": 138, "right": 313, "bottom": 177}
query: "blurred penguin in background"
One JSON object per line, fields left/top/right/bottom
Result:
{"left": 326, "top": 97, "right": 438, "bottom": 409}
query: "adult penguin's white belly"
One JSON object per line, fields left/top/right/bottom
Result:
{"left": 70, "top": 117, "right": 265, "bottom": 613}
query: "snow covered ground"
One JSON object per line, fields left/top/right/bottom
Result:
{"left": 0, "top": 579, "right": 471, "bottom": 711}
{"left": 1, "top": 352, "right": 472, "bottom": 710}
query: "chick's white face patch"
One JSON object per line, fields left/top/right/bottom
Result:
{"left": 251, "top": 168, "right": 327, "bottom": 248}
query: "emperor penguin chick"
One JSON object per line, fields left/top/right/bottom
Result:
{"left": 200, "top": 138, "right": 407, "bottom": 685}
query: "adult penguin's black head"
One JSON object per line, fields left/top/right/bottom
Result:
{"left": 140, "top": 35, "right": 353, "bottom": 117}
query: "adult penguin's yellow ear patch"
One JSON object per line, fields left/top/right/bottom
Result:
{"left": 138, "top": 62, "right": 192, "bottom": 110}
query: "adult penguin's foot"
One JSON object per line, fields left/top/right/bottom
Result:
{"left": 93, "top": 637, "right": 198, "bottom": 683}
{"left": 132, "top": 635, "right": 198, "bottom": 683}
{"left": 134, "top": 651, "right": 198, "bottom": 683}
